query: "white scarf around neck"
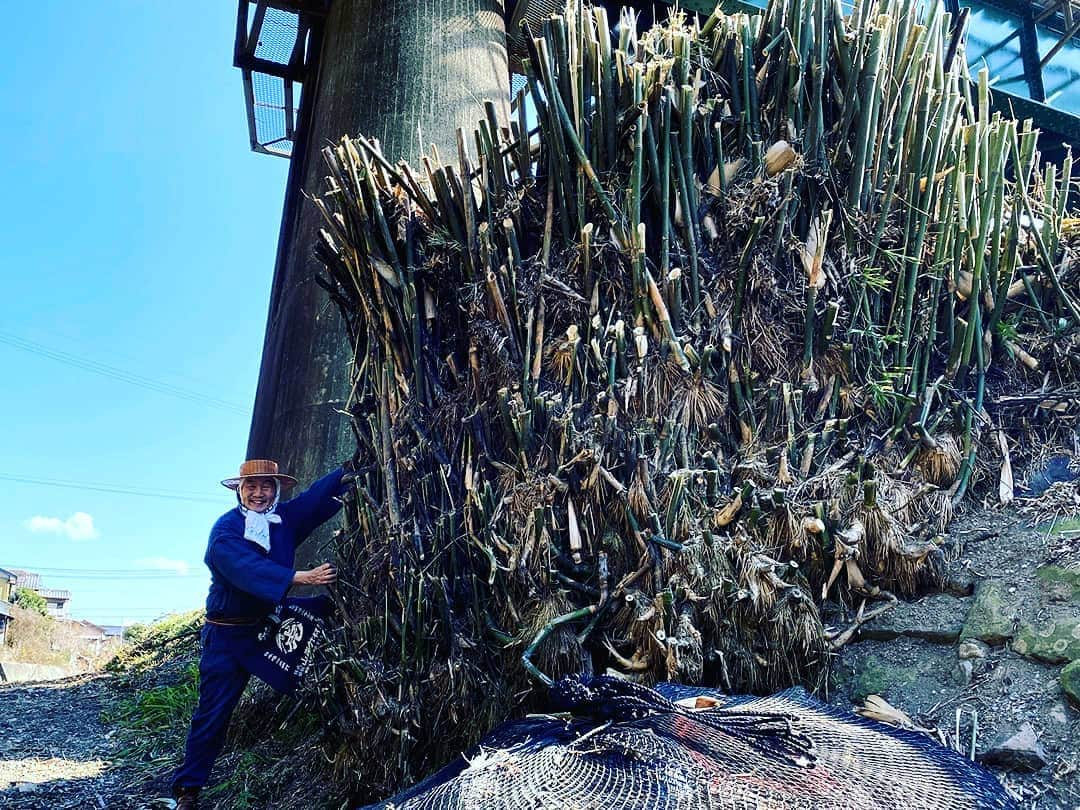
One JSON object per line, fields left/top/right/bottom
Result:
{"left": 238, "top": 482, "right": 282, "bottom": 552}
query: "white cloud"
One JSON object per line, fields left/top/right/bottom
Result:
{"left": 24, "top": 512, "right": 99, "bottom": 541}
{"left": 135, "top": 556, "right": 190, "bottom": 576}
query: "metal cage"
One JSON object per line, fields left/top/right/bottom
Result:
{"left": 234, "top": 0, "right": 328, "bottom": 157}
{"left": 234, "top": 0, "right": 1080, "bottom": 160}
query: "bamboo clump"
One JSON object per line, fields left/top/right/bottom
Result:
{"left": 308, "top": 0, "right": 1079, "bottom": 797}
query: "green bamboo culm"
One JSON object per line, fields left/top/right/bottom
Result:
{"left": 309, "top": 0, "right": 1078, "bottom": 800}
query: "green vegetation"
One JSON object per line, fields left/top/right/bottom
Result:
{"left": 100, "top": 612, "right": 205, "bottom": 786}
{"left": 13, "top": 587, "right": 47, "bottom": 616}
{"left": 99, "top": 611, "right": 344, "bottom": 808}
{"left": 836, "top": 655, "right": 919, "bottom": 703}
{"left": 202, "top": 751, "right": 272, "bottom": 810}
{"left": 1035, "top": 565, "right": 1080, "bottom": 603}
{"left": 106, "top": 609, "right": 203, "bottom": 675}
{"left": 107, "top": 662, "right": 200, "bottom": 733}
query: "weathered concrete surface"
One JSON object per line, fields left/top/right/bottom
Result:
{"left": 0, "top": 662, "right": 72, "bottom": 683}
{"left": 247, "top": 0, "right": 510, "bottom": 568}
{"left": 858, "top": 593, "right": 969, "bottom": 644}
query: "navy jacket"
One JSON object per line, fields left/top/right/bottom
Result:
{"left": 203, "top": 467, "right": 347, "bottom": 621}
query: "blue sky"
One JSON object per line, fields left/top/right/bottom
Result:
{"left": 1, "top": 3, "right": 290, "bottom": 626}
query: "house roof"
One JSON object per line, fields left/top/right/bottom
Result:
{"left": 10, "top": 570, "right": 41, "bottom": 590}
{"left": 0, "top": 567, "right": 16, "bottom": 582}
{"left": 6, "top": 570, "right": 71, "bottom": 600}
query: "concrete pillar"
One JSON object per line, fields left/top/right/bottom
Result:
{"left": 247, "top": 1, "right": 509, "bottom": 562}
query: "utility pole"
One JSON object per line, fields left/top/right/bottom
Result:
{"left": 242, "top": 1, "right": 509, "bottom": 558}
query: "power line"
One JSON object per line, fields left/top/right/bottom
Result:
{"left": 0, "top": 472, "right": 226, "bottom": 504}
{"left": 18, "top": 324, "right": 231, "bottom": 395}
{"left": 0, "top": 329, "right": 248, "bottom": 413}
{"left": 67, "top": 604, "right": 200, "bottom": 613}
{"left": 5, "top": 566, "right": 209, "bottom": 584}
{"left": 72, "top": 609, "right": 198, "bottom": 615}
{"left": 75, "top": 610, "right": 186, "bottom": 613}
{"left": 76, "top": 614, "right": 200, "bottom": 620}
{"left": 77, "top": 608, "right": 197, "bottom": 612}
{"left": 66, "top": 604, "right": 204, "bottom": 612}
{"left": 8, "top": 566, "right": 199, "bottom": 575}
{"left": 0, "top": 329, "right": 250, "bottom": 415}
{"left": 14, "top": 574, "right": 193, "bottom": 581}
{"left": 6, "top": 571, "right": 203, "bottom": 581}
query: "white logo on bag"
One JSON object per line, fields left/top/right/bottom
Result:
{"left": 276, "top": 618, "right": 304, "bottom": 654}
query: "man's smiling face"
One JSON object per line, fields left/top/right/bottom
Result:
{"left": 239, "top": 477, "right": 277, "bottom": 512}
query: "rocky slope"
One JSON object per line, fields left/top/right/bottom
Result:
{"left": 828, "top": 508, "right": 1080, "bottom": 809}
{"left": 2, "top": 503, "right": 1076, "bottom": 809}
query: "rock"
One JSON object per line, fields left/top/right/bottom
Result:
{"left": 978, "top": 723, "right": 1049, "bottom": 772}
{"left": 15, "top": 782, "right": 40, "bottom": 794}
{"left": 951, "top": 659, "right": 974, "bottom": 686}
{"left": 958, "top": 639, "right": 989, "bottom": 660}
{"left": 1062, "top": 660, "right": 1080, "bottom": 708}
{"left": 837, "top": 656, "right": 920, "bottom": 703}
{"left": 1035, "top": 565, "right": 1080, "bottom": 604}
{"left": 858, "top": 593, "right": 968, "bottom": 643}
{"left": 1012, "top": 616, "right": 1080, "bottom": 664}
{"left": 943, "top": 567, "right": 976, "bottom": 597}
{"left": 961, "top": 581, "right": 1016, "bottom": 645}
{"left": 1049, "top": 701, "right": 1070, "bottom": 724}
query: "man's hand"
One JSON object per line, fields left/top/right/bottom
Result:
{"left": 293, "top": 563, "right": 337, "bottom": 587}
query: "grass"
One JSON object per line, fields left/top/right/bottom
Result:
{"left": 100, "top": 612, "right": 205, "bottom": 781}
{"left": 94, "top": 611, "right": 343, "bottom": 809}
{"left": 1046, "top": 515, "right": 1080, "bottom": 538}
{"left": 202, "top": 751, "right": 270, "bottom": 810}
{"left": 105, "top": 662, "right": 200, "bottom": 733}
{"left": 105, "top": 609, "right": 203, "bottom": 675}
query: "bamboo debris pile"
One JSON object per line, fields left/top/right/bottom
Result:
{"left": 310, "top": 0, "right": 1078, "bottom": 795}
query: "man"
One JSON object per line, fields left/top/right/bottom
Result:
{"left": 170, "top": 459, "right": 348, "bottom": 809}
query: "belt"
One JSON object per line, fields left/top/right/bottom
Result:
{"left": 205, "top": 616, "right": 261, "bottom": 627}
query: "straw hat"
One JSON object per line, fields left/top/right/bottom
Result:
{"left": 221, "top": 459, "right": 299, "bottom": 491}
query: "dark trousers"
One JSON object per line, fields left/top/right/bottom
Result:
{"left": 171, "top": 625, "right": 254, "bottom": 791}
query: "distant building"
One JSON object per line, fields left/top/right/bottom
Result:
{"left": 101, "top": 625, "right": 126, "bottom": 639}
{"left": 37, "top": 589, "right": 72, "bottom": 617}
{"left": 68, "top": 619, "right": 106, "bottom": 641}
{"left": 0, "top": 567, "right": 15, "bottom": 646}
{"left": 65, "top": 619, "right": 109, "bottom": 653}
{"left": 7, "top": 569, "right": 72, "bottom": 617}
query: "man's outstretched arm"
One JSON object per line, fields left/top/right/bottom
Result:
{"left": 281, "top": 466, "right": 349, "bottom": 542}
